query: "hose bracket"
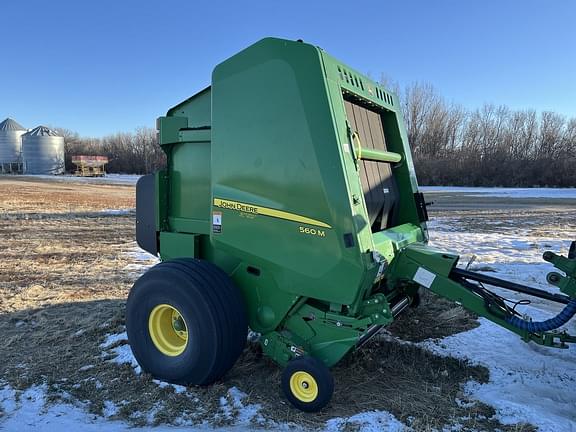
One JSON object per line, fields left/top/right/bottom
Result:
{"left": 543, "top": 245, "right": 576, "bottom": 298}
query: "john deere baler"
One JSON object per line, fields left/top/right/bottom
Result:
{"left": 128, "top": 37, "right": 576, "bottom": 412}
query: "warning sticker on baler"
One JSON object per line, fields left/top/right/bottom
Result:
{"left": 212, "top": 211, "right": 222, "bottom": 234}
{"left": 413, "top": 267, "right": 436, "bottom": 288}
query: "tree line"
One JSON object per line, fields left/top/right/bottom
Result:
{"left": 398, "top": 83, "right": 576, "bottom": 187}
{"left": 58, "top": 85, "right": 575, "bottom": 187}
{"left": 57, "top": 127, "right": 165, "bottom": 175}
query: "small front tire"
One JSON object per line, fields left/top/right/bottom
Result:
{"left": 281, "top": 356, "right": 334, "bottom": 412}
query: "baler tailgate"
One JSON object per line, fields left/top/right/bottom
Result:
{"left": 343, "top": 99, "right": 398, "bottom": 230}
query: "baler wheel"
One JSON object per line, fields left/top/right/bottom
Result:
{"left": 126, "top": 259, "right": 248, "bottom": 385}
{"left": 148, "top": 303, "right": 188, "bottom": 356}
{"left": 281, "top": 357, "right": 334, "bottom": 412}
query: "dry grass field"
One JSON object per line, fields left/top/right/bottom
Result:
{"left": 0, "top": 176, "right": 545, "bottom": 431}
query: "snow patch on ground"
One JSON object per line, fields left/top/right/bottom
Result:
{"left": 421, "top": 186, "right": 576, "bottom": 199}
{"left": 422, "top": 218, "right": 576, "bottom": 431}
{"left": 100, "top": 332, "right": 129, "bottom": 349}
{"left": 0, "top": 384, "right": 253, "bottom": 431}
{"left": 421, "top": 318, "right": 576, "bottom": 431}
{"left": 0, "top": 384, "right": 17, "bottom": 414}
{"left": 219, "top": 387, "right": 263, "bottom": 426}
{"left": 428, "top": 219, "right": 572, "bottom": 267}
{"left": 0, "top": 332, "right": 269, "bottom": 431}
{"left": 6, "top": 203, "right": 573, "bottom": 430}
{"left": 152, "top": 380, "right": 188, "bottom": 394}
{"left": 103, "top": 400, "right": 119, "bottom": 417}
{"left": 429, "top": 218, "right": 575, "bottom": 317}
{"left": 97, "top": 331, "right": 271, "bottom": 429}
{"left": 122, "top": 243, "right": 159, "bottom": 275}
{"left": 22, "top": 174, "right": 141, "bottom": 185}
{"left": 109, "top": 344, "right": 141, "bottom": 373}
{"left": 125, "top": 246, "right": 158, "bottom": 262}
{"left": 100, "top": 209, "right": 134, "bottom": 216}
{"left": 325, "top": 410, "right": 407, "bottom": 432}
{"left": 100, "top": 331, "right": 141, "bottom": 374}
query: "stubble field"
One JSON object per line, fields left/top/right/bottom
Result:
{"left": 1, "top": 177, "right": 575, "bottom": 431}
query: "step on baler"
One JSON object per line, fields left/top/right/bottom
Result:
{"left": 128, "top": 37, "right": 576, "bottom": 412}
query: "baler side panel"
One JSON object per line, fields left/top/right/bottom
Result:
{"left": 167, "top": 86, "right": 212, "bottom": 128}
{"left": 210, "top": 38, "right": 369, "bottom": 307}
{"left": 156, "top": 89, "right": 216, "bottom": 260}
{"left": 168, "top": 139, "right": 211, "bottom": 231}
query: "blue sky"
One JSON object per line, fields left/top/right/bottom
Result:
{"left": 1, "top": 0, "right": 574, "bottom": 137}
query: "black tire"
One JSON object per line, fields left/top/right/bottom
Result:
{"left": 126, "top": 258, "right": 248, "bottom": 385}
{"left": 281, "top": 356, "right": 334, "bottom": 412}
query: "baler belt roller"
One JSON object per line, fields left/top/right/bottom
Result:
{"left": 351, "top": 132, "right": 402, "bottom": 163}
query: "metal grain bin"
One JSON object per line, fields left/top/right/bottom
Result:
{"left": 0, "top": 118, "right": 26, "bottom": 165}
{"left": 22, "top": 126, "right": 65, "bottom": 175}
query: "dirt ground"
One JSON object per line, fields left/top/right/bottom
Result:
{"left": 0, "top": 176, "right": 542, "bottom": 431}
{"left": 0, "top": 177, "right": 135, "bottom": 215}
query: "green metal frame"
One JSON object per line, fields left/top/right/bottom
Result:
{"left": 387, "top": 244, "right": 576, "bottom": 348}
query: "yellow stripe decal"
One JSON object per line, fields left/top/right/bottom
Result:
{"left": 213, "top": 198, "right": 332, "bottom": 229}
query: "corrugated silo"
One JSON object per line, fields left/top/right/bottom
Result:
{"left": 0, "top": 118, "right": 26, "bottom": 166}
{"left": 22, "top": 126, "right": 65, "bottom": 175}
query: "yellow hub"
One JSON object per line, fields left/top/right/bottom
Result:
{"left": 289, "top": 371, "right": 318, "bottom": 403}
{"left": 148, "top": 304, "right": 188, "bottom": 356}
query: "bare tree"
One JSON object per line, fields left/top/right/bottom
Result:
{"left": 396, "top": 81, "right": 575, "bottom": 186}
{"left": 56, "top": 127, "right": 165, "bottom": 175}
{"left": 54, "top": 86, "right": 575, "bottom": 186}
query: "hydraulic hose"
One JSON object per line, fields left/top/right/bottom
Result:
{"left": 506, "top": 299, "right": 576, "bottom": 333}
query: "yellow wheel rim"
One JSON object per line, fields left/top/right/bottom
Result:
{"left": 289, "top": 371, "right": 318, "bottom": 403}
{"left": 148, "top": 304, "right": 188, "bottom": 356}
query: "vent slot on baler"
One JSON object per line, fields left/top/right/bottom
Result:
{"left": 343, "top": 98, "right": 398, "bottom": 232}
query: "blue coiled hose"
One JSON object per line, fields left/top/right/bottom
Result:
{"left": 507, "top": 299, "right": 576, "bottom": 333}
